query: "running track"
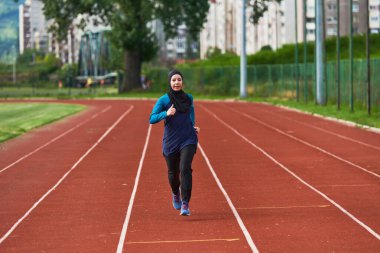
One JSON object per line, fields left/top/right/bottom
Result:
{"left": 0, "top": 99, "right": 379, "bottom": 252}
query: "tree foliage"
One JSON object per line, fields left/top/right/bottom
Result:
{"left": 39, "top": 0, "right": 210, "bottom": 91}
{"left": 248, "top": 0, "right": 282, "bottom": 24}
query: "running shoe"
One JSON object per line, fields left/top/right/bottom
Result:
{"left": 180, "top": 201, "right": 190, "bottom": 216}
{"left": 172, "top": 192, "right": 181, "bottom": 210}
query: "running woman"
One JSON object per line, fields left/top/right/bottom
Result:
{"left": 149, "top": 69, "right": 200, "bottom": 216}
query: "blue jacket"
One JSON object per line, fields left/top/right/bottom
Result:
{"left": 149, "top": 94, "right": 198, "bottom": 156}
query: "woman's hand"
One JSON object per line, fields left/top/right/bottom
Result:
{"left": 166, "top": 104, "right": 176, "bottom": 116}
{"left": 194, "top": 126, "right": 200, "bottom": 134}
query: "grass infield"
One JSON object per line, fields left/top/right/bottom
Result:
{"left": 0, "top": 103, "right": 85, "bottom": 143}
{"left": 248, "top": 98, "right": 380, "bottom": 130}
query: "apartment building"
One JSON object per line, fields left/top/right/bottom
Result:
{"left": 325, "top": 0, "right": 368, "bottom": 36}
{"left": 200, "top": 0, "right": 234, "bottom": 57}
{"left": 201, "top": 0, "right": 374, "bottom": 58}
{"left": 19, "top": 0, "right": 109, "bottom": 64}
{"left": 369, "top": 0, "right": 380, "bottom": 33}
{"left": 200, "top": 0, "right": 286, "bottom": 58}
{"left": 19, "top": 0, "right": 48, "bottom": 54}
{"left": 19, "top": 2, "right": 31, "bottom": 53}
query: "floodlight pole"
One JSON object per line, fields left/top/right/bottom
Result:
{"left": 303, "top": 0, "right": 308, "bottom": 103}
{"left": 240, "top": 0, "right": 247, "bottom": 98}
{"left": 316, "top": 0, "right": 326, "bottom": 105}
{"left": 349, "top": 0, "right": 354, "bottom": 112}
{"left": 295, "top": 0, "right": 299, "bottom": 101}
{"left": 336, "top": 0, "right": 341, "bottom": 110}
{"left": 365, "top": 0, "right": 371, "bottom": 115}
{"left": 12, "top": 45, "right": 16, "bottom": 84}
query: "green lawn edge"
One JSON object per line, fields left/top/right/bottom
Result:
{"left": 0, "top": 103, "right": 86, "bottom": 143}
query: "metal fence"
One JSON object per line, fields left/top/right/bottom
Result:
{"left": 147, "top": 58, "right": 379, "bottom": 110}
{"left": 1, "top": 58, "right": 379, "bottom": 111}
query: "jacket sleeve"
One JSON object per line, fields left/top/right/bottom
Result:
{"left": 149, "top": 96, "right": 168, "bottom": 124}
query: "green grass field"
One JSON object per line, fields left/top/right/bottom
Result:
{"left": 0, "top": 103, "right": 85, "bottom": 142}
{"left": 248, "top": 98, "right": 380, "bottom": 129}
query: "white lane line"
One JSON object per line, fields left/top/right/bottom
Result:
{"left": 237, "top": 205, "right": 331, "bottom": 210}
{"left": 116, "top": 124, "right": 152, "bottom": 253}
{"left": 198, "top": 143, "right": 260, "bottom": 253}
{"left": 0, "top": 105, "right": 112, "bottom": 174}
{"left": 201, "top": 105, "right": 380, "bottom": 241}
{"left": 125, "top": 237, "right": 240, "bottom": 244}
{"left": 228, "top": 107, "right": 380, "bottom": 179}
{"left": 315, "top": 184, "right": 377, "bottom": 188}
{"left": 0, "top": 105, "right": 133, "bottom": 245}
{"left": 256, "top": 106, "right": 380, "bottom": 151}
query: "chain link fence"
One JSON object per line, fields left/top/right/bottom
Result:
{"left": 1, "top": 58, "right": 379, "bottom": 111}
{"left": 147, "top": 58, "right": 379, "bottom": 110}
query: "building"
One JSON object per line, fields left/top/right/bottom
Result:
{"left": 324, "top": 0, "right": 368, "bottom": 37}
{"left": 19, "top": 2, "right": 31, "bottom": 54}
{"left": 200, "top": 0, "right": 373, "bottom": 59}
{"left": 19, "top": 0, "right": 109, "bottom": 65}
{"left": 19, "top": 0, "right": 48, "bottom": 54}
{"left": 166, "top": 24, "right": 187, "bottom": 60}
{"left": 369, "top": 0, "right": 380, "bottom": 33}
{"left": 200, "top": 0, "right": 286, "bottom": 58}
{"left": 150, "top": 20, "right": 199, "bottom": 62}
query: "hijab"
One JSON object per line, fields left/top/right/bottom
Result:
{"left": 167, "top": 69, "right": 191, "bottom": 113}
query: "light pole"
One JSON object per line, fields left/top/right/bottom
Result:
{"left": 349, "top": 0, "right": 354, "bottom": 112}
{"left": 240, "top": 0, "right": 247, "bottom": 98}
{"left": 365, "top": 0, "right": 371, "bottom": 115}
{"left": 12, "top": 45, "right": 16, "bottom": 85}
{"left": 316, "top": 0, "right": 326, "bottom": 105}
{"left": 295, "top": 0, "right": 299, "bottom": 101}
{"left": 336, "top": 0, "right": 341, "bottom": 110}
{"left": 303, "top": 0, "right": 308, "bottom": 103}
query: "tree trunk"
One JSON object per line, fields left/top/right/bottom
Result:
{"left": 121, "top": 50, "right": 142, "bottom": 92}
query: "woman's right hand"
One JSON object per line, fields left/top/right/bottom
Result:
{"left": 166, "top": 104, "right": 176, "bottom": 116}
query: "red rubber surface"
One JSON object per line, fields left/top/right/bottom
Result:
{"left": 0, "top": 99, "right": 379, "bottom": 252}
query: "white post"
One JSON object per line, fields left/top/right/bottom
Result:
{"left": 240, "top": 0, "right": 247, "bottom": 98}
{"left": 12, "top": 45, "right": 16, "bottom": 84}
{"left": 316, "top": 0, "right": 325, "bottom": 104}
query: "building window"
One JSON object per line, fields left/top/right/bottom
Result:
{"left": 327, "top": 16, "right": 337, "bottom": 24}
{"left": 327, "top": 3, "right": 336, "bottom": 11}
{"left": 352, "top": 3, "right": 359, "bottom": 13}
{"left": 327, "top": 28, "right": 337, "bottom": 36}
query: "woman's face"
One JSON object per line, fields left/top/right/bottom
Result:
{"left": 170, "top": 74, "right": 183, "bottom": 91}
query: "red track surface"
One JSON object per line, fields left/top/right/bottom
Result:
{"left": 0, "top": 99, "right": 379, "bottom": 252}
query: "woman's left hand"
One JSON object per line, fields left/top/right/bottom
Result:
{"left": 194, "top": 126, "right": 200, "bottom": 134}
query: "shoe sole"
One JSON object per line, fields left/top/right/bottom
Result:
{"left": 180, "top": 211, "right": 190, "bottom": 216}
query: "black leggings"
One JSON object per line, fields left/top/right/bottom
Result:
{"left": 164, "top": 144, "right": 197, "bottom": 203}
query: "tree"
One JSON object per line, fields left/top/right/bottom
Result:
{"left": 248, "top": 0, "right": 282, "bottom": 24}
{"left": 39, "top": 0, "right": 210, "bottom": 92}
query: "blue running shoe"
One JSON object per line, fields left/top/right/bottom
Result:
{"left": 180, "top": 201, "right": 190, "bottom": 216}
{"left": 172, "top": 192, "right": 181, "bottom": 210}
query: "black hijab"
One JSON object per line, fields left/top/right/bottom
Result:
{"left": 167, "top": 69, "right": 191, "bottom": 113}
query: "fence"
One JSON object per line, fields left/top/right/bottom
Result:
{"left": 147, "top": 58, "right": 380, "bottom": 110}
{"left": 1, "top": 58, "right": 379, "bottom": 111}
